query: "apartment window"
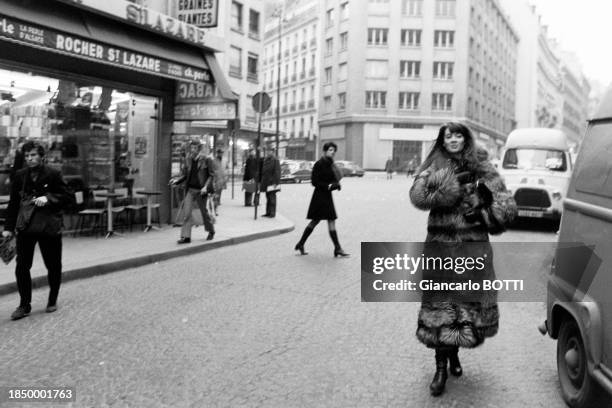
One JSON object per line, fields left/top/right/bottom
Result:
{"left": 367, "top": 28, "right": 388, "bottom": 46}
{"left": 365, "top": 60, "right": 389, "bottom": 78}
{"left": 401, "top": 29, "right": 422, "bottom": 46}
{"left": 229, "top": 46, "right": 242, "bottom": 77}
{"left": 248, "top": 9, "right": 260, "bottom": 37}
{"left": 231, "top": 1, "right": 243, "bottom": 31}
{"left": 434, "top": 30, "right": 455, "bottom": 47}
{"left": 399, "top": 92, "right": 420, "bottom": 110}
{"left": 402, "top": 0, "right": 423, "bottom": 16}
{"left": 325, "top": 38, "right": 333, "bottom": 55}
{"left": 340, "top": 32, "right": 348, "bottom": 51}
{"left": 435, "top": 0, "right": 456, "bottom": 17}
{"left": 400, "top": 60, "right": 420, "bottom": 78}
{"left": 338, "top": 62, "right": 348, "bottom": 81}
{"left": 324, "top": 96, "right": 332, "bottom": 113}
{"left": 365, "top": 91, "right": 386, "bottom": 109}
{"left": 432, "top": 93, "right": 453, "bottom": 111}
{"left": 338, "top": 92, "right": 346, "bottom": 110}
{"left": 324, "top": 67, "right": 332, "bottom": 84}
{"left": 247, "top": 53, "right": 259, "bottom": 82}
{"left": 326, "top": 9, "right": 334, "bottom": 28}
{"left": 433, "top": 62, "right": 454, "bottom": 79}
{"left": 340, "top": 2, "right": 349, "bottom": 20}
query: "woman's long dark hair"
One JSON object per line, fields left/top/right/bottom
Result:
{"left": 418, "top": 122, "right": 479, "bottom": 173}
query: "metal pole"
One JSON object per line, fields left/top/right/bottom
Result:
{"left": 255, "top": 101, "right": 262, "bottom": 220}
{"left": 275, "top": 9, "right": 282, "bottom": 158}
{"left": 231, "top": 128, "right": 235, "bottom": 199}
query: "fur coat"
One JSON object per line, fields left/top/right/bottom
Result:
{"left": 410, "top": 149, "right": 517, "bottom": 348}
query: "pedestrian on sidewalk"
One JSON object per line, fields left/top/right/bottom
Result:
{"left": 170, "top": 140, "right": 215, "bottom": 243}
{"left": 409, "top": 122, "right": 516, "bottom": 396}
{"left": 212, "top": 148, "right": 227, "bottom": 216}
{"left": 384, "top": 157, "right": 394, "bottom": 179}
{"left": 2, "top": 141, "right": 74, "bottom": 320}
{"left": 258, "top": 149, "right": 281, "bottom": 218}
{"left": 294, "top": 142, "right": 349, "bottom": 257}
{"left": 242, "top": 148, "right": 258, "bottom": 207}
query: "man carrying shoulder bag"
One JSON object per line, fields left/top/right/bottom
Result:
{"left": 2, "top": 141, "right": 73, "bottom": 320}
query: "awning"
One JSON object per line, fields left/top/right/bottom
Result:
{"left": 0, "top": 0, "right": 229, "bottom": 86}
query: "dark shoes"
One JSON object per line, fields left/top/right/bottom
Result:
{"left": 45, "top": 304, "right": 58, "bottom": 313}
{"left": 448, "top": 347, "right": 462, "bottom": 377}
{"left": 294, "top": 243, "right": 308, "bottom": 255}
{"left": 177, "top": 237, "right": 191, "bottom": 244}
{"left": 10, "top": 305, "right": 31, "bottom": 320}
{"left": 206, "top": 232, "right": 215, "bottom": 241}
{"left": 334, "top": 248, "right": 350, "bottom": 258}
{"left": 430, "top": 349, "right": 448, "bottom": 396}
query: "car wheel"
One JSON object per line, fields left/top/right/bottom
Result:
{"left": 557, "top": 319, "right": 610, "bottom": 408}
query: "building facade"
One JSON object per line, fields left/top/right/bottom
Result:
{"left": 262, "top": 0, "right": 320, "bottom": 160}
{"left": 318, "top": 0, "right": 518, "bottom": 170}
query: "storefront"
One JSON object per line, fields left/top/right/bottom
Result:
{"left": 0, "top": 0, "right": 234, "bottom": 225}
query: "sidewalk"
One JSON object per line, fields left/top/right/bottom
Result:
{"left": 0, "top": 198, "right": 294, "bottom": 296}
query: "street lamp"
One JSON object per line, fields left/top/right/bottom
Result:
{"left": 272, "top": 7, "right": 286, "bottom": 158}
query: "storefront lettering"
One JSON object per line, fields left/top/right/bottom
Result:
{"left": 177, "top": 82, "right": 217, "bottom": 101}
{"left": 0, "top": 18, "right": 15, "bottom": 35}
{"left": 121, "top": 52, "right": 161, "bottom": 72}
{"left": 177, "top": 0, "right": 215, "bottom": 10}
{"left": 56, "top": 34, "right": 104, "bottom": 59}
{"left": 174, "top": 102, "right": 236, "bottom": 120}
{"left": 177, "top": 0, "right": 215, "bottom": 27}
{"left": 0, "top": 14, "right": 212, "bottom": 82}
{"left": 126, "top": 4, "right": 206, "bottom": 44}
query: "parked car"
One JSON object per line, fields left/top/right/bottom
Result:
{"left": 335, "top": 160, "right": 365, "bottom": 177}
{"left": 280, "top": 160, "right": 312, "bottom": 183}
{"left": 539, "top": 87, "right": 612, "bottom": 408}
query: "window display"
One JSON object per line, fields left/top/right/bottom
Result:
{"left": 0, "top": 68, "right": 159, "bottom": 198}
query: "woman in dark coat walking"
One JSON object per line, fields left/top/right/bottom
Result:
{"left": 294, "top": 142, "right": 349, "bottom": 257}
{"left": 409, "top": 122, "right": 516, "bottom": 396}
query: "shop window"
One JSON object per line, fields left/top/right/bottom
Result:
{"left": 0, "top": 68, "right": 159, "bottom": 197}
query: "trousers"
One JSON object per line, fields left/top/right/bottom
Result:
{"left": 180, "top": 188, "right": 214, "bottom": 238}
{"left": 15, "top": 232, "right": 62, "bottom": 307}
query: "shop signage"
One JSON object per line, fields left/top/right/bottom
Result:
{"left": 0, "top": 15, "right": 211, "bottom": 82}
{"left": 177, "top": 0, "right": 219, "bottom": 28}
{"left": 175, "top": 81, "right": 219, "bottom": 103}
{"left": 174, "top": 102, "right": 236, "bottom": 120}
{"left": 56, "top": 0, "right": 219, "bottom": 47}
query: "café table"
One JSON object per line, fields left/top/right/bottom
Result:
{"left": 95, "top": 192, "right": 123, "bottom": 238}
{"left": 136, "top": 190, "right": 162, "bottom": 232}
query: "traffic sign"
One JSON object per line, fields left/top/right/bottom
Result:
{"left": 252, "top": 92, "right": 271, "bottom": 113}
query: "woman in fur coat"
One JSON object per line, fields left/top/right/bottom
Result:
{"left": 409, "top": 122, "right": 516, "bottom": 396}
{"left": 294, "top": 142, "right": 349, "bottom": 257}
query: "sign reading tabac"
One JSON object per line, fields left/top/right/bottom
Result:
{"left": 56, "top": 0, "right": 220, "bottom": 48}
{"left": 174, "top": 102, "right": 236, "bottom": 121}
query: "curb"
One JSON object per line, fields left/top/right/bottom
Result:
{"left": 0, "top": 225, "right": 294, "bottom": 297}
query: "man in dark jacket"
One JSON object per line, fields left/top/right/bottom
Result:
{"left": 242, "top": 148, "right": 258, "bottom": 207}
{"left": 170, "top": 140, "right": 216, "bottom": 243}
{"left": 258, "top": 149, "right": 281, "bottom": 217}
{"left": 2, "top": 141, "right": 73, "bottom": 320}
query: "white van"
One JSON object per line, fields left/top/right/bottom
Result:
{"left": 499, "top": 128, "right": 572, "bottom": 225}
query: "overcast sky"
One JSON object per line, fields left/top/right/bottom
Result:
{"left": 530, "top": 0, "right": 611, "bottom": 86}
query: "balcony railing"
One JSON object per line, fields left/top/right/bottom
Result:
{"left": 298, "top": 101, "right": 305, "bottom": 110}
{"left": 290, "top": 103, "right": 296, "bottom": 112}
{"left": 247, "top": 72, "right": 258, "bottom": 83}
{"left": 291, "top": 74, "right": 297, "bottom": 82}
{"left": 307, "top": 99, "right": 314, "bottom": 108}
{"left": 229, "top": 66, "right": 241, "bottom": 77}
{"left": 300, "top": 71, "right": 306, "bottom": 79}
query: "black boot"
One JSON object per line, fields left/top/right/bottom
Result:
{"left": 448, "top": 346, "right": 462, "bottom": 377}
{"left": 295, "top": 225, "right": 314, "bottom": 255}
{"left": 329, "top": 230, "right": 349, "bottom": 257}
{"left": 430, "top": 348, "right": 448, "bottom": 396}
